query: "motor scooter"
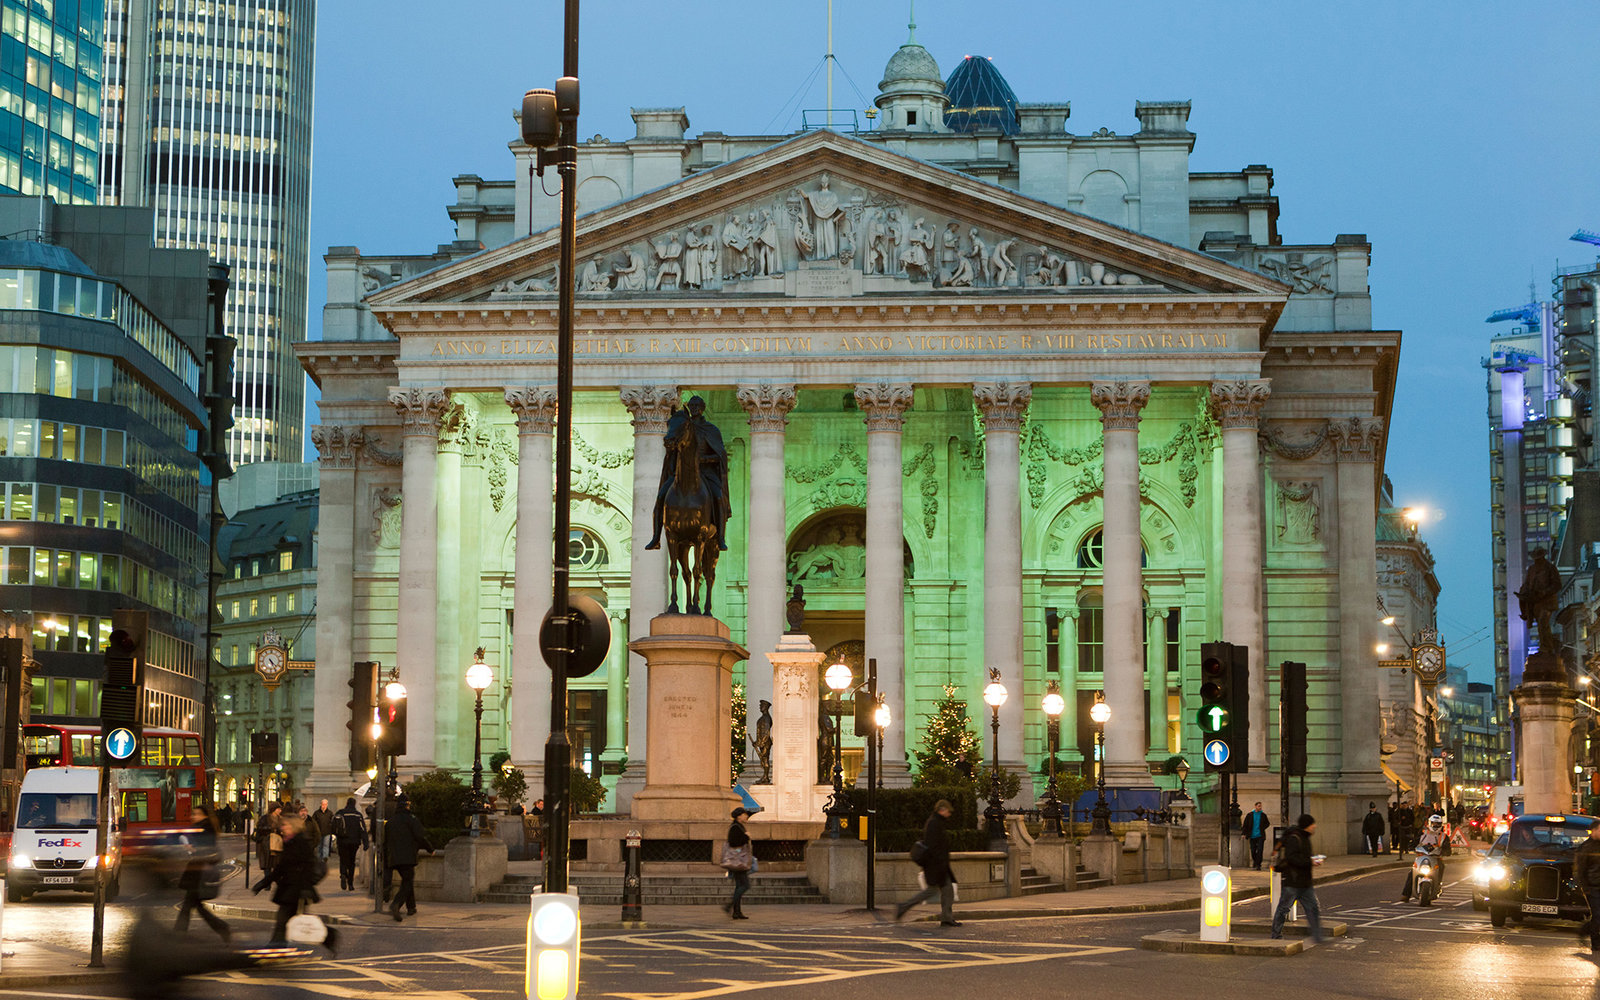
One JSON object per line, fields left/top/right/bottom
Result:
{"left": 1411, "top": 849, "right": 1445, "bottom": 906}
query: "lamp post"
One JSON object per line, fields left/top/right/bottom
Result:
{"left": 982, "top": 669, "right": 1008, "bottom": 847}
{"left": 1089, "top": 692, "right": 1111, "bottom": 836}
{"left": 1041, "top": 681, "right": 1065, "bottom": 836}
{"left": 372, "top": 675, "right": 406, "bottom": 913}
{"left": 466, "top": 647, "right": 493, "bottom": 836}
{"left": 824, "top": 660, "right": 853, "bottom": 837}
{"left": 874, "top": 698, "right": 891, "bottom": 792}
{"left": 1174, "top": 757, "right": 1191, "bottom": 800}
{"left": 866, "top": 688, "right": 889, "bottom": 911}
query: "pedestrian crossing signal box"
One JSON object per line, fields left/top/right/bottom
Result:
{"left": 1200, "top": 864, "right": 1231, "bottom": 943}
{"left": 527, "top": 892, "right": 581, "bottom": 1000}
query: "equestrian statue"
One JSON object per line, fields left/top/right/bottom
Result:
{"left": 645, "top": 395, "right": 731, "bottom": 616}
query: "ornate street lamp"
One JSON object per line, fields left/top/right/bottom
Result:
{"left": 1041, "top": 681, "right": 1065, "bottom": 836}
{"left": 371, "top": 674, "right": 405, "bottom": 914}
{"left": 466, "top": 648, "right": 493, "bottom": 836}
{"left": 1089, "top": 692, "right": 1111, "bottom": 835}
{"left": 983, "top": 669, "right": 1008, "bottom": 846}
{"left": 873, "top": 698, "right": 891, "bottom": 792}
{"left": 1174, "top": 757, "right": 1191, "bottom": 800}
{"left": 824, "top": 660, "right": 853, "bottom": 837}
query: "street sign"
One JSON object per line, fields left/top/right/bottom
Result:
{"left": 104, "top": 727, "right": 138, "bottom": 762}
{"left": 1204, "top": 739, "right": 1230, "bottom": 767}
{"left": 1197, "top": 705, "right": 1229, "bottom": 733}
{"left": 1430, "top": 756, "right": 1444, "bottom": 772}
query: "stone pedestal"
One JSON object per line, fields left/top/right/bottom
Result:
{"left": 414, "top": 834, "right": 508, "bottom": 902}
{"left": 628, "top": 613, "right": 748, "bottom": 822}
{"left": 757, "top": 634, "right": 827, "bottom": 823}
{"left": 1029, "top": 834, "right": 1079, "bottom": 889}
{"left": 1080, "top": 833, "right": 1120, "bottom": 884}
{"left": 805, "top": 837, "right": 868, "bottom": 905}
{"left": 1517, "top": 678, "right": 1575, "bottom": 814}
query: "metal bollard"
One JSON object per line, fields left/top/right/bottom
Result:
{"left": 621, "top": 829, "right": 643, "bottom": 925}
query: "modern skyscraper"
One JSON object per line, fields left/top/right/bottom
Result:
{"left": 98, "top": 0, "right": 314, "bottom": 465}
{"left": 0, "top": 1, "right": 105, "bottom": 205}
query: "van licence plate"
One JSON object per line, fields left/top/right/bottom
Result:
{"left": 1522, "top": 903, "right": 1558, "bottom": 914}
{"left": 41, "top": 876, "right": 74, "bottom": 885}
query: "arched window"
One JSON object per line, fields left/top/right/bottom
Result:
{"left": 568, "top": 528, "right": 608, "bottom": 569}
{"left": 1076, "top": 528, "right": 1147, "bottom": 569}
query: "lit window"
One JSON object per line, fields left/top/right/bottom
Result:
{"left": 248, "top": 598, "right": 258, "bottom": 617}
{"left": 230, "top": 600, "right": 240, "bottom": 619}
{"left": 268, "top": 594, "right": 277, "bottom": 615}
{"left": 278, "top": 551, "right": 292, "bottom": 572}
{"left": 285, "top": 592, "right": 296, "bottom": 612}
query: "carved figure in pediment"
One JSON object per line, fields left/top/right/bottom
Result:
{"left": 1035, "top": 246, "right": 1068, "bottom": 286}
{"left": 885, "top": 209, "right": 905, "bottom": 274}
{"left": 939, "top": 223, "right": 962, "bottom": 283}
{"left": 838, "top": 229, "right": 855, "bottom": 268}
{"left": 492, "top": 273, "right": 553, "bottom": 297}
{"left": 787, "top": 198, "right": 815, "bottom": 259}
{"left": 722, "top": 213, "right": 750, "bottom": 280}
{"left": 1278, "top": 481, "right": 1321, "bottom": 544}
{"left": 682, "top": 227, "right": 705, "bottom": 288}
{"left": 863, "top": 209, "right": 888, "bottom": 275}
{"left": 579, "top": 255, "right": 611, "bottom": 292}
{"left": 989, "top": 237, "right": 1017, "bottom": 286}
{"left": 613, "top": 246, "right": 646, "bottom": 291}
{"left": 754, "top": 209, "right": 782, "bottom": 276}
{"left": 652, "top": 233, "right": 683, "bottom": 290}
{"left": 361, "top": 265, "right": 397, "bottom": 293}
{"left": 961, "top": 228, "right": 986, "bottom": 287}
{"left": 801, "top": 172, "right": 844, "bottom": 259}
{"left": 1260, "top": 253, "right": 1333, "bottom": 293}
{"left": 903, "top": 217, "right": 933, "bottom": 281}
{"left": 697, "top": 225, "right": 719, "bottom": 287}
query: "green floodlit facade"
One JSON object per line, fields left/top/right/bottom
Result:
{"left": 299, "top": 41, "right": 1402, "bottom": 852}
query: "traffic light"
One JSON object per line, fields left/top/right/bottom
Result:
{"left": 250, "top": 731, "right": 279, "bottom": 765}
{"left": 1199, "top": 641, "right": 1248, "bottom": 774}
{"left": 1280, "top": 660, "right": 1308, "bottom": 776}
{"left": 379, "top": 684, "right": 408, "bottom": 758}
{"left": 348, "top": 661, "right": 379, "bottom": 772}
{"left": 540, "top": 594, "right": 612, "bottom": 679}
{"left": 101, "top": 610, "right": 147, "bottom": 765}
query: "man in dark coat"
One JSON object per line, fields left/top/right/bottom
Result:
{"left": 384, "top": 795, "right": 435, "bottom": 922}
{"left": 312, "top": 798, "right": 335, "bottom": 863}
{"left": 1574, "top": 825, "right": 1600, "bottom": 954}
{"left": 1242, "top": 801, "right": 1271, "bottom": 870}
{"left": 251, "top": 814, "right": 334, "bottom": 950}
{"left": 333, "top": 797, "right": 369, "bottom": 891}
{"left": 1362, "top": 803, "right": 1386, "bottom": 856}
{"left": 1270, "top": 813, "right": 1324, "bottom": 943}
{"left": 895, "top": 799, "right": 960, "bottom": 926}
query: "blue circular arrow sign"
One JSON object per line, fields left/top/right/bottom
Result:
{"left": 105, "top": 727, "right": 138, "bottom": 761}
{"left": 1203, "top": 739, "right": 1230, "bottom": 767}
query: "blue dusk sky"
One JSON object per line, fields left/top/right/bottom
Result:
{"left": 307, "top": 1, "right": 1600, "bottom": 684}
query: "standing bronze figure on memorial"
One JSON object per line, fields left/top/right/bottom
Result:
{"left": 645, "top": 395, "right": 731, "bottom": 616}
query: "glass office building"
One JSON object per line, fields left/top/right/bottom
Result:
{"left": 0, "top": 0, "right": 104, "bottom": 204}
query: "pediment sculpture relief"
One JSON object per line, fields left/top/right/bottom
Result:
{"left": 478, "top": 175, "right": 1167, "bottom": 300}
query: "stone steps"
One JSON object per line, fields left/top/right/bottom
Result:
{"left": 1019, "top": 867, "right": 1064, "bottom": 896}
{"left": 478, "top": 872, "right": 828, "bottom": 906}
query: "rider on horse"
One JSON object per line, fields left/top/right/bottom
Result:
{"left": 645, "top": 396, "right": 731, "bottom": 551}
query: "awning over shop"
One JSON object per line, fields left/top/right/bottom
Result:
{"left": 1381, "top": 761, "right": 1413, "bottom": 792}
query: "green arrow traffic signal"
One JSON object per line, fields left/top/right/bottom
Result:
{"left": 1197, "top": 705, "right": 1229, "bottom": 733}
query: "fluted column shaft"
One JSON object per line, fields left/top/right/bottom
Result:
{"left": 975, "top": 382, "right": 1031, "bottom": 779}
{"left": 856, "top": 382, "right": 914, "bottom": 784}
{"left": 1211, "top": 380, "right": 1271, "bottom": 765}
{"left": 1147, "top": 608, "right": 1168, "bottom": 755}
{"left": 434, "top": 402, "right": 468, "bottom": 767}
{"left": 506, "top": 387, "right": 557, "bottom": 784}
{"left": 1092, "top": 380, "right": 1150, "bottom": 785}
{"left": 1060, "top": 609, "right": 1080, "bottom": 761}
{"left": 617, "top": 385, "right": 678, "bottom": 807}
{"left": 738, "top": 384, "right": 797, "bottom": 720}
{"left": 604, "top": 608, "right": 628, "bottom": 761}
{"left": 306, "top": 426, "right": 362, "bottom": 796}
{"left": 1331, "top": 417, "right": 1385, "bottom": 786}
{"left": 390, "top": 387, "right": 447, "bottom": 770}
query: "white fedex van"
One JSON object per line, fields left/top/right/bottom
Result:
{"left": 7, "top": 766, "right": 120, "bottom": 901}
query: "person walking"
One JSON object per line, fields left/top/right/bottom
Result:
{"left": 312, "top": 798, "right": 335, "bottom": 864}
{"left": 1361, "top": 802, "right": 1386, "bottom": 856}
{"left": 1242, "top": 801, "right": 1271, "bottom": 871}
{"left": 333, "top": 797, "right": 369, "bottom": 891}
{"left": 384, "top": 795, "right": 435, "bottom": 922}
{"left": 255, "top": 803, "right": 283, "bottom": 871}
{"left": 175, "top": 803, "right": 231, "bottom": 943}
{"left": 1573, "top": 825, "right": 1600, "bottom": 954}
{"left": 1270, "top": 813, "right": 1324, "bottom": 943}
{"left": 252, "top": 814, "right": 337, "bottom": 953}
{"left": 722, "top": 807, "right": 753, "bottom": 919}
{"left": 895, "top": 799, "right": 960, "bottom": 926}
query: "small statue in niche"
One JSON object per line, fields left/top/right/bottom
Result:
{"left": 752, "top": 700, "right": 773, "bottom": 785}
{"left": 989, "top": 237, "right": 1017, "bottom": 286}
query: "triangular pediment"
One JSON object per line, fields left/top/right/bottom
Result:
{"left": 367, "top": 129, "right": 1289, "bottom": 310}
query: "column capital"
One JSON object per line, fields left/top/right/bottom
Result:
{"left": 619, "top": 384, "right": 679, "bottom": 434}
{"left": 736, "top": 383, "right": 797, "bottom": 432}
{"left": 438, "top": 398, "right": 475, "bottom": 451}
{"left": 854, "top": 381, "right": 914, "bottom": 430}
{"left": 1326, "top": 415, "right": 1385, "bottom": 462}
{"left": 1090, "top": 380, "right": 1150, "bottom": 431}
{"left": 505, "top": 385, "right": 559, "bottom": 435}
{"left": 1146, "top": 605, "right": 1168, "bottom": 622}
{"left": 973, "top": 381, "right": 1032, "bottom": 432}
{"left": 309, "top": 425, "right": 365, "bottom": 469}
{"left": 388, "top": 387, "right": 448, "bottom": 437}
{"left": 1209, "top": 379, "right": 1272, "bottom": 430}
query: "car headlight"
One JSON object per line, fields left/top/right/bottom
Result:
{"left": 9, "top": 854, "right": 30, "bottom": 869}
{"left": 1489, "top": 864, "right": 1508, "bottom": 882}
{"left": 83, "top": 854, "right": 98, "bottom": 869}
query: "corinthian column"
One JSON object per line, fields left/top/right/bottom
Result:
{"left": 505, "top": 386, "right": 557, "bottom": 786}
{"left": 306, "top": 425, "right": 363, "bottom": 797}
{"left": 974, "top": 381, "right": 1031, "bottom": 782}
{"left": 615, "top": 384, "right": 678, "bottom": 810}
{"left": 1091, "top": 379, "right": 1150, "bottom": 785}
{"left": 855, "top": 382, "right": 914, "bottom": 785}
{"left": 389, "top": 386, "right": 447, "bottom": 770}
{"left": 1210, "top": 379, "right": 1271, "bottom": 766}
{"left": 737, "top": 383, "right": 797, "bottom": 720}
{"left": 1329, "top": 416, "right": 1386, "bottom": 789}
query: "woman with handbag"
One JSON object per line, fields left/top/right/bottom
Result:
{"left": 252, "top": 814, "right": 338, "bottom": 954}
{"left": 175, "top": 802, "right": 230, "bottom": 943}
{"left": 721, "top": 807, "right": 753, "bottom": 919}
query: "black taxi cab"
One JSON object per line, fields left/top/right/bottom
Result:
{"left": 1485, "top": 813, "right": 1598, "bottom": 927}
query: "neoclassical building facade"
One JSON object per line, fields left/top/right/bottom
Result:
{"left": 301, "top": 44, "right": 1399, "bottom": 847}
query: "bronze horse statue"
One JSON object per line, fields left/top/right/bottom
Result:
{"left": 660, "top": 405, "right": 723, "bottom": 615}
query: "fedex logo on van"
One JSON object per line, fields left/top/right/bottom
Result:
{"left": 37, "top": 837, "right": 83, "bottom": 849}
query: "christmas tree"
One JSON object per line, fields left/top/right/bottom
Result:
{"left": 731, "top": 681, "right": 748, "bottom": 782}
{"left": 912, "top": 683, "right": 983, "bottom": 785}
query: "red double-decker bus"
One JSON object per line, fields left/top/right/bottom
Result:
{"left": 22, "top": 723, "right": 206, "bottom": 827}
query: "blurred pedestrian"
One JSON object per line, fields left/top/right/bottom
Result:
{"left": 334, "top": 796, "right": 368, "bottom": 891}
{"left": 384, "top": 795, "right": 434, "bottom": 922}
{"left": 1270, "top": 813, "right": 1324, "bottom": 943}
{"left": 1574, "top": 824, "right": 1600, "bottom": 954}
{"left": 175, "top": 802, "right": 230, "bottom": 943}
{"left": 255, "top": 803, "right": 283, "bottom": 871}
{"left": 896, "top": 799, "right": 959, "bottom": 926}
{"left": 252, "top": 814, "right": 337, "bottom": 953}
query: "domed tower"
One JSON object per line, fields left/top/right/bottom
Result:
{"left": 943, "top": 55, "right": 1020, "bottom": 135}
{"left": 874, "top": 15, "right": 948, "bottom": 132}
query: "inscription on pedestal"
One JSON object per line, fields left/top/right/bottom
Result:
{"left": 796, "top": 266, "right": 855, "bottom": 298}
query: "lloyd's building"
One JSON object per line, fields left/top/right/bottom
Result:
{"left": 301, "top": 40, "right": 1399, "bottom": 852}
